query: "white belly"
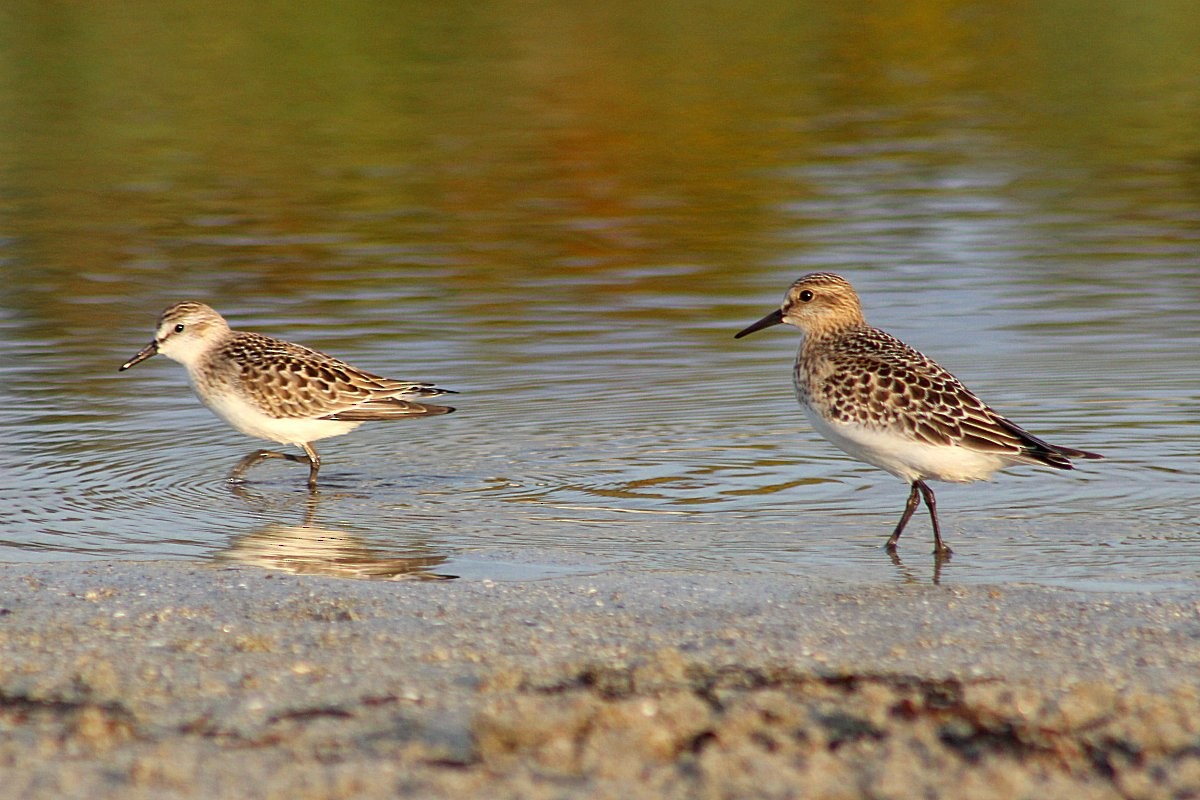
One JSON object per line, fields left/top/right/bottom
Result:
{"left": 195, "top": 386, "right": 363, "bottom": 445}
{"left": 803, "top": 405, "right": 1008, "bottom": 484}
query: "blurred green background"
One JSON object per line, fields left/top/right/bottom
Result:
{"left": 2, "top": 0, "right": 1197, "bottom": 319}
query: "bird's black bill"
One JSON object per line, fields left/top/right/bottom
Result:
{"left": 734, "top": 308, "right": 785, "bottom": 339}
{"left": 119, "top": 341, "right": 158, "bottom": 371}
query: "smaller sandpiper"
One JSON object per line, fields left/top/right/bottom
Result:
{"left": 120, "top": 301, "right": 455, "bottom": 489}
{"left": 735, "top": 272, "right": 1102, "bottom": 556}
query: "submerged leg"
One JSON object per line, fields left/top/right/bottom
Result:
{"left": 228, "top": 449, "right": 309, "bottom": 483}
{"left": 885, "top": 483, "right": 922, "bottom": 552}
{"left": 915, "top": 479, "right": 952, "bottom": 557}
{"left": 299, "top": 442, "right": 321, "bottom": 490}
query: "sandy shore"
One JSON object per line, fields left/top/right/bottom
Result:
{"left": 0, "top": 560, "right": 1197, "bottom": 799}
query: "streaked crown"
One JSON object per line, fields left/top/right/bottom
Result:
{"left": 153, "top": 301, "right": 232, "bottom": 366}
{"left": 779, "top": 272, "right": 866, "bottom": 336}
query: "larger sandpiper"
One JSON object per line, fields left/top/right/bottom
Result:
{"left": 735, "top": 272, "right": 1102, "bottom": 556}
{"left": 120, "top": 301, "right": 455, "bottom": 489}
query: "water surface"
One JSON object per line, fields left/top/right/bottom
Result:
{"left": 2, "top": 0, "right": 1198, "bottom": 590}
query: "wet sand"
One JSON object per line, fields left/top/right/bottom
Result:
{"left": 1, "top": 560, "right": 1198, "bottom": 799}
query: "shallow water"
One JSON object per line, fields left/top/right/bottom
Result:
{"left": 2, "top": 1, "right": 1199, "bottom": 590}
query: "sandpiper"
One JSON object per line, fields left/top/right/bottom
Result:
{"left": 120, "top": 301, "right": 455, "bottom": 489}
{"left": 735, "top": 272, "right": 1102, "bottom": 556}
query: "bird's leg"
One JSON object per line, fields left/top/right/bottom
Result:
{"left": 299, "top": 442, "right": 321, "bottom": 490}
{"left": 915, "top": 479, "right": 952, "bottom": 558}
{"left": 228, "top": 449, "right": 308, "bottom": 483}
{"left": 886, "top": 483, "right": 922, "bottom": 552}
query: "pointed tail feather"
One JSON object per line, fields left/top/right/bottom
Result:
{"left": 324, "top": 401, "right": 455, "bottom": 421}
{"left": 1049, "top": 444, "right": 1104, "bottom": 461}
{"left": 996, "top": 418, "right": 1102, "bottom": 470}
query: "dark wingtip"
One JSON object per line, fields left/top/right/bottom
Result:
{"left": 996, "top": 418, "right": 1103, "bottom": 470}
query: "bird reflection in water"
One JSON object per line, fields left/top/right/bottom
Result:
{"left": 888, "top": 547, "right": 948, "bottom": 586}
{"left": 220, "top": 486, "right": 456, "bottom": 581}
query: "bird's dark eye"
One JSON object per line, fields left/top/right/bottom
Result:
{"left": 799, "top": 290, "right": 814, "bottom": 302}
{"left": 174, "top": 323, "right": 185, "bottom": 333}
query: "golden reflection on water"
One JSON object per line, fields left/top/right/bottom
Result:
{"left": 2, "top": 0, "right": 1197, "bottom": 313}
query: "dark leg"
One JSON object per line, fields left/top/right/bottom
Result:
{"left": 299, "top": 442, "right": 321, "bottom": 490}
{"left": 885, "top": 483, "right": 922, "bottom": 552}
{"left": 915, "top": 479, "right": 952, "bottom": 557}
{"left": 228, "top": 449, "right": 309, "bottom": 483}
